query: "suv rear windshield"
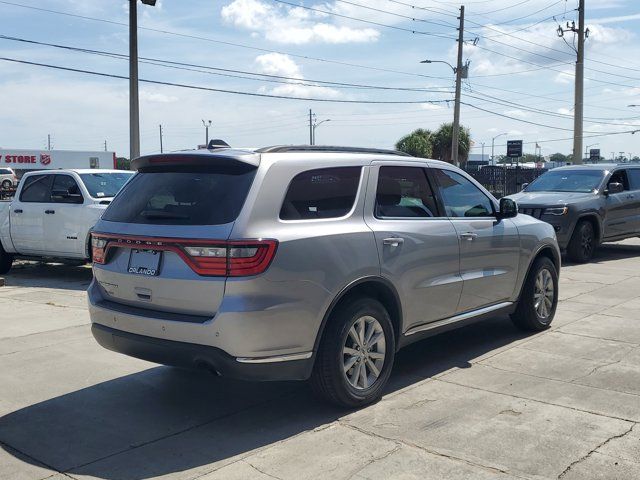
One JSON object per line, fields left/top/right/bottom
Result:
{"left": 102, "top": 166, "right": 256, "bottom": 225}
{"left": 280, "top": 167, "right": 361, "bottom": 220}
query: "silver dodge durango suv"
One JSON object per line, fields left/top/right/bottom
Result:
{"left": 89, "top": 146, "right": 561, "bottom": 407}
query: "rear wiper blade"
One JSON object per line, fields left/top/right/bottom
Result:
{"left": 140, "top": 211, "right": 190, "bottom": 220}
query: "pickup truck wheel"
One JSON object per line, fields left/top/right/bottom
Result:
{"left": 1, "top": 180, "right": 11, "bottom": 189}
{"left": 311, "top": 298, "right": 395, "bottom": 408}
{"left": 511, "top": 257, "right": 558, "bottom": 331}
{"left": 567, "top": 220, "right": 595, "bottom": 263}
{"left": 0, "top": 244, "right": 13, "bottom": 274}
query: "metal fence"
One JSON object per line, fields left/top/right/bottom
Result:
{"left": 465, "top": 165, "right": 548, "bottom": 198}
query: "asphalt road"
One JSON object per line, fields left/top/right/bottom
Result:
{"left": 1, "top": 241, "right": 640, "bottom": 480}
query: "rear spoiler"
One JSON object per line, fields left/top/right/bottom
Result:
{"left": 131, "top": 151, "right": 260, "bottom": 171}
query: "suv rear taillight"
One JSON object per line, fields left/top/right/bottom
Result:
{"left": 91, "top": 234, "right": 277, "bottom": 277}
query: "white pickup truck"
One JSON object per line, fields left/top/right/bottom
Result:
{"left": 0, "top": 169, "right": 133, "bottom": 273}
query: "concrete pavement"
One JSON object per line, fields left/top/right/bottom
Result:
{"left": 1, "top": 241, "right": 640, "bottom": 480}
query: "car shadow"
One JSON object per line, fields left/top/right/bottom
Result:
{"left": 0, "top": 315, "right": 530, "bottom": 479}
{"left": 561, "top": 241, "right": 640, "bottom": 266}
{"left": 3, "top": 262, "right": 92, "bottom": 291}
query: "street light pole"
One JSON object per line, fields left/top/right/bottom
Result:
{"left": 202, "top": 120, "right": 212, "bottom": 145}
{"left": 312, "top": 119, "right": 331, "bottom": 145}
{"left": 491, "top": 132, "right": 508, "bottom": 166}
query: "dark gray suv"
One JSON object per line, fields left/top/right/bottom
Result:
{"left": 89, "top": 146, "right": 560, "bottom": 407}
{"left": 509, "top": 164, "right": 640, "bottom": 263}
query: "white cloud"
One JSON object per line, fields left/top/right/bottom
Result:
{"left": 557, "top": 107, "right": 573, "bottom": 115}
{"left": 254, "top": 53, "right": 341, "bottom": 99}
{"left": 140, "top": 90, "right": 179, "bottom": 103}
{"left": 221, "top": 0, "right": 379, "bottom": 44}
{"left": 504, "top": 109, "right": 528, "bottom": 118}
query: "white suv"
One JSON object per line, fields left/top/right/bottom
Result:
{"left": 0, "top": 168, "right": 17, "bottom": 189}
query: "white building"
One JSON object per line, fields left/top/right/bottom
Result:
{"left": 0, "top": 148, "right": 117, "bottom": 176}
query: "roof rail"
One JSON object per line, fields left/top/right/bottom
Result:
{"left": 256, "top": 145, "right": 411, "bottom": 157}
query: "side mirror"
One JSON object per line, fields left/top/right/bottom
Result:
{"left": 497, "top": 197, "right": 518, "bottom": 220}
{"left": 521, "top": 182, "right": 529, "bottom": 191}
{"left": 605, "top": 182, "right": 624, "bottom": 195}
{"left": 51, "top": 189, "right": 83, "bottom": 203}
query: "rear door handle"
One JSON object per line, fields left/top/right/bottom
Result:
{"left": 460, "top": 233, "right": 478, "bottom": 241}
{"left": 13, "top": 209, "right": 23, "bottom": 214}
{"left": 383, "top": 237, "right": 404, "bottom": 247}
{"left": 45, "top": 209, "right": 55, "bottom": 214}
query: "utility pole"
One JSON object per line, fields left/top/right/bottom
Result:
{"left": 104, "top": 140, "right": 108, "bottom": 152}
{"left": 309, "top": 109, "right": 314, "bottom": 145}
{"left": 159, "top": 124, "right": 164, "bottom": 153}
{"left": 452, "top": 5, "right": 465, "bottom": 168}
{"left": 129, "top": 0, "right": 140, "bottom": 161}
{"left": 47, "top": 134, "right": 51, "bottom": 151}
{"left": 573, "top": 0, "right": 585, "bottom": 165}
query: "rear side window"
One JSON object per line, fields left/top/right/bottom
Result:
{"left": 280, "top": 167, "right": 361, "bottom": 220}
{"left": 375, "top": 166, "right": 438, "bottom": 218}
{"left": 102, "top": 166, "right": 257, "bottom": 225}
{"left": 20, "top": 175, "right": 52, "bottom": 203}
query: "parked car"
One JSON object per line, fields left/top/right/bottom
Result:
{"left": 0, "top": 169, "right": 134, "bottom": 273}
{"left": 88, "top": 146, "right": 560, "bottom": 407}
{"left": 509, "top": 164, "right": 640, "bottom": 263}
{"left": 0, "top": 167, "right": 18, "bottom": 189}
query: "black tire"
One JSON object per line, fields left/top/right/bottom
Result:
{"left": 0, "top": 243, "right": 13, "bottom": 274}
{"left": 1, "top": 180, "right": 11, "bottom": 190}
{"left": 511, "top": 257, "right": 558, "bottom": 331}
{"left": 567, "top": 220, "right": 596, "bottom": 263}
{"left": 311, "top": 297, "right": 395, "bottom": 408}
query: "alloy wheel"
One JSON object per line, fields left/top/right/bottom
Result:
{"left": 342, "top": 315, "right": 386, "bottom": 390}
{"left": 533, "top": 268, "right": 555, "bottom": 319}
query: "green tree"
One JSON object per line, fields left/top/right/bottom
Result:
{"left": 549, "top": 153, "right": 568, "bottom": 163}
{"left": 115, "top": 157, "right": 131, "bottom": 170}
{"left": 430, "top": 123, "right": 471, "bottom": 167}
{"left": 395, "top": 129, "right": 432, "bottom": 158}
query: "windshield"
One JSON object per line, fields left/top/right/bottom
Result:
{"left": 525, "top": 170, "right": 605, "bottom": 193}
{"left": 80, "top": 172, "right": 134, "bottom": 198}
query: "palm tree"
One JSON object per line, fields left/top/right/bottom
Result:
{"left": 395, "top": 129, "right": 432, "bottom": 158}
{"left": 431, "top": 123, "right": 471, "bottom": 168}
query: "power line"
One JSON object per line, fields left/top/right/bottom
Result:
{"left": 0, "top": 56, "right": 453, "bottom": 105}
{"left": 0, "top": 35, "right": 454, "bottom": 94}
{"left": 0, "top": 0, "right": 451, "bottom": 81}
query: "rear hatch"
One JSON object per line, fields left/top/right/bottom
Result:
{"left": 91, "top": 152, "right": 266, "bottom": 317}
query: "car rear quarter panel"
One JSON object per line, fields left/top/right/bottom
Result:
{"left": 225, "top": 157, "right": 381, "bottom": 355}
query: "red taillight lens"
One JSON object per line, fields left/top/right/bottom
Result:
{"left": 91, "top": 235, "right": 107, "bottom": 264}
{"left": 183, "top": 240, "right": 278, "bottom": 276}
{"left": 90, "top": 234, "right": 278, "bottom": 277}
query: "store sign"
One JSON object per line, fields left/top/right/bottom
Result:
{"left": 507, "top": 140, "right": 523, "bottom": 158}
{"left": 1, "top": 154, "right": 37, "bottom": 164}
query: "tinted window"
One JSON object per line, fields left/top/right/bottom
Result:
{"left": 609, "top": 170, "right": 630, "bottom": 191}
{"left": 20, "top": 175, "right": 52, "bottom": 203}
{"left": 375, "top": 166, "right": 438, "bottom": 218}
{"left": 80, "top": 172, "right": 134, "bottom": 198}
{"left": 628, "top": 169, "right": 640, "bottom": 190}
{"left": 280, "top": 167, "right": 361, "bottom": 220}
{"left": 52, "top": 175, "right": 83, "bottom": 204}
{"left": 0, "top": 169, "right": 12, "bottom": 175}
{"left": 433, "top": 169, "right": 494, "bottom": 218}
{"left": 103, "top": 166, "right": 256, "bottom": 225}
{"left": 525, "top": 170, "right": 605, "bottom": 193}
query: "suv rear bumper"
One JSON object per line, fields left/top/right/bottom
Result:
{"left": 92, "top": 323, "right": 314, "bottom": 381}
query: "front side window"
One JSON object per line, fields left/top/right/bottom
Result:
{"left": 609, "top": 170, "right": 630, "bottom": 191}
{"left": 375, "top": 166, "right": 438, "bottom": 218}
{"left": 433, "top": 169, "right": 494, "bottom": 218}
{"left": 627, "top": 169, "right": 640, "bottom": 190}
{"left": 51, "top": 175, "right": 83, "bottom": 204}
{"left": 280, "top": 167, "right": 361, "bottom": 220}
{"left": 20, "top": 175, "right": 52, "bottom": 203}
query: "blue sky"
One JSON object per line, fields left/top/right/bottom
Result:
{"left": 0, "top": 0, "right": 639, "bottom": 159}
